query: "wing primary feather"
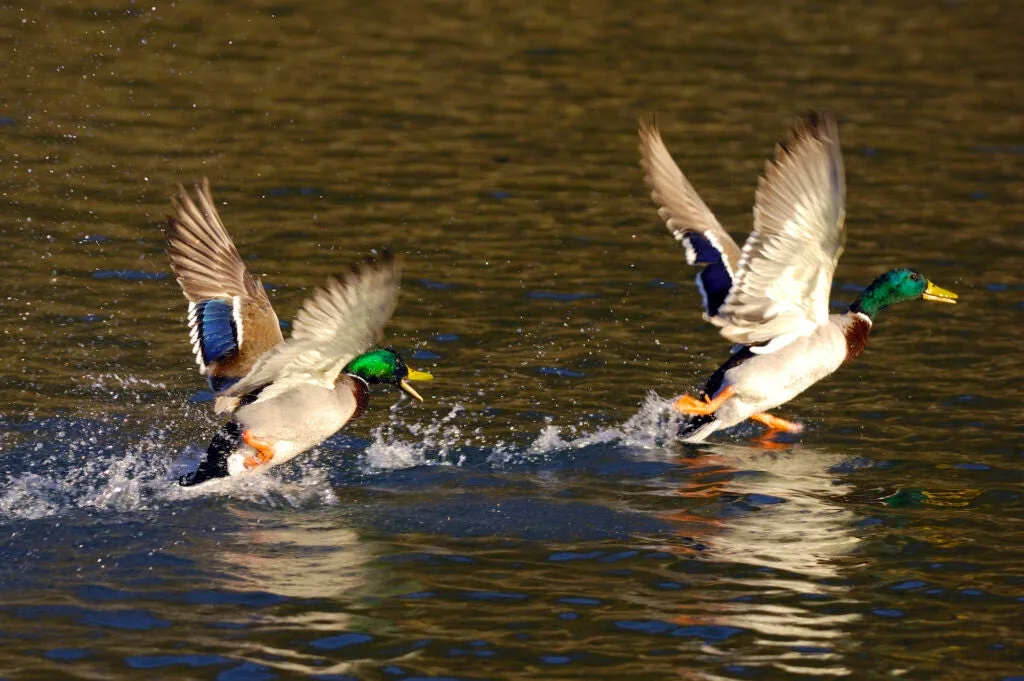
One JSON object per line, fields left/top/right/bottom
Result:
{"left": 713, "top": 111, "right": 847, "bottom": 351}
{"left": 165, "top": 179, "right": 284, "bottom": 377}
{"left": 164, "top": 179, "right": 272, "bottom": 305}
{"left": 220, "top": 251, "right": 402, "bottom": 402}
{"left": 638, "top": 115, "right": 744, "bottom": 320}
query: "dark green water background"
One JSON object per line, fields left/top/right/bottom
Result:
{"left": 1, "top": 1, "right": 1022, "bottom": 679}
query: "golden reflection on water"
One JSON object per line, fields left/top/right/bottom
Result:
{"left": 209, "top": 510, "right": 391, "bottom": 677}
{"left": 0, "top": 0, "right": 1022, "bottom": 677}
{"left": 222, "top": 514, "right": 378, "bottom": 604}
{"left": 659, "top": 444, "right": 862, "bottom": 677}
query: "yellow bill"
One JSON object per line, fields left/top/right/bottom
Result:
{"left": 400, "top": 368, "right": 434, "bottom": 402}
{"left": 922, "top": 281, "right": 958, "bottom": 304}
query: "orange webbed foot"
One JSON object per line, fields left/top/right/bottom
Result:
{"left": 242, "top": 430, "right": 275, "bottom": 470}
{"left": 673, "top": 393, "right": 705, "bottom": 412}
{"left": 750, "top": 412, "right": 804, "bottom": 434}
{"left": 672, "top": 386, "right": 735, "bottom": 416}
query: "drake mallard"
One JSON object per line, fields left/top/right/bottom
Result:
{"left": 638, "top": 112, "right": 957, "bottom": 442}
{"left": 165, "top": 180, "right": 432, "bottom": 485}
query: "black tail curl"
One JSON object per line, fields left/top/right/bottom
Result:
{"left": 679, "top": 413, "right": 715, "bottom": 440}
{"left": 178, "top": 420, "right": 241, "bottom": 486}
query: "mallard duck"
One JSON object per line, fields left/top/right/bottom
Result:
{"left": 638, "top": 112, "right": 957, "bottom": 443}
{"left": 165, "top": 180, "right": 433, "bottom": 485}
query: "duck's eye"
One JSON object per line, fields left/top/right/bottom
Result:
{"left": 909, "top": 272, "right": 920, "bottom": 281}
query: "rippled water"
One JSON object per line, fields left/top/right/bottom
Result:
{"left": 2, "top": 0, "right": 1022, "bottom": 679}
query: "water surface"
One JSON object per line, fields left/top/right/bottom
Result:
{"left": 1, "top": 1, "right": 1022, "bottom": 679}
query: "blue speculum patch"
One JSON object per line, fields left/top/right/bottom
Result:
{"left": 683, "top": 234, "right": 733, "bottom": 316}
{"left": 194, "top": 300, "right": 239, "bottom": 365}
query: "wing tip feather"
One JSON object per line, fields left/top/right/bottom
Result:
{"left": 786, "top": 110, "right": 840, "bottom": 154}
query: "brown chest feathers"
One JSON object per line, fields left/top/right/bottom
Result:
{"left": 843, "top": 314, "right": 872, "bottom": 361}
{"left": 350, "top": 377, "right": 371, "bottom": 421}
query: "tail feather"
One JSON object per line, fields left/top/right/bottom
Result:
{"left": 178, "top": 420, "right": 241, "bottom": 486}
{"left": 679, "top": 414, "right": 719, "bottom": 443}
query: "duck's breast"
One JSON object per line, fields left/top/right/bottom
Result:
{"left": 723, "top": 322, "right": 849, "bottom": 410}
{"left": 234, "top": 383, "right": 359, "bottom": 464}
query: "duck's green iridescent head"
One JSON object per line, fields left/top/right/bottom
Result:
{"left": 850, "top": 268, "right": 958, "bottom": 319}
{"left": 343, "top": 348, "right": 433, "bottom": 401}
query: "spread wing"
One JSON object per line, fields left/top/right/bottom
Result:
{"left": 165, "top": 179, "right": 284, "bottom": 379}
{"left": 165, "top": 179, "right": 274, "bottom": 306}
{"left": 713, "top": 111, "right": 846, "bottom": 353}
{"left": 217, "top": 252, "right": 400, "bottom": 409}
{"left": 639, "top": 115, "right": 743, "bottom": 319}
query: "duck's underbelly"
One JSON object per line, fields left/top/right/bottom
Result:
{"left": 713, "top": 325, "right": 848, "bottom": 428}
{"left": 227, "top": 386, "right": 356, "bottom": 474}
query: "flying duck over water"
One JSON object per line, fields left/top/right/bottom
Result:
{"left": 165, "top": 181, "right": 433, "bottom": 485}
{"left": 638, "top": 111, "right": 958, "bottom": 443}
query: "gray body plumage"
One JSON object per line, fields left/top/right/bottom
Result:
{"left": 223, "top": 377, "right": 366, "bottom": 476}
{"left": 684, "top": 314, "right": 863, "bottom": 442}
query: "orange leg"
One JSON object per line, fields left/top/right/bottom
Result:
{"left": 242, "top": 430, "right": 275, "bottom": 470}
{"left": 673, "top": 386, "right": 735, "bottom": 415}
{"left": 673, "top": 394, "right": 706, "bottom": 411}
{"left": 750, "top": 412, "right": 803, "bottom": 433}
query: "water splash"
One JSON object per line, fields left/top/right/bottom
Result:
{"left": 0, "top": 402, "right": 342, "bottom": 522}
{"left": 0, "top": 474, "right": 69, "bottom": 520}
{"left": 362, "top": 403, "right": 485, "bottom": 470}
{"left": 520, "top": 392, "right": 682, "bottom": 456}
{"left": 0, "top": 388, "right": 687, "bottom": 522}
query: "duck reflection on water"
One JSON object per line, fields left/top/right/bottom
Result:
{"left": 654, "top": 440, "right": 864, "bottom": 676}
